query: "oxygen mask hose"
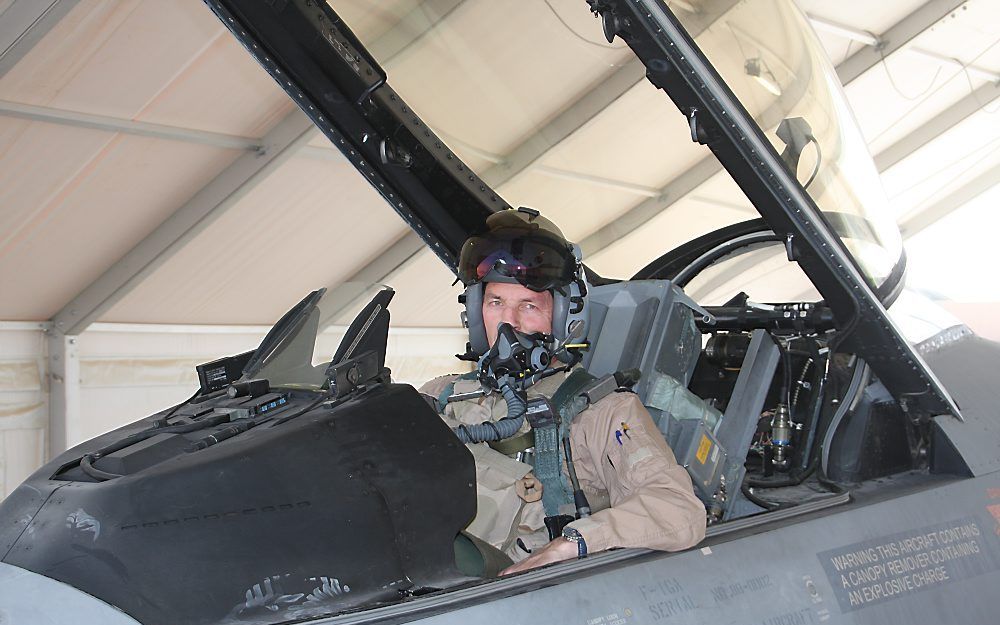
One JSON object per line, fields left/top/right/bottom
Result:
{"left": 452, "top": 323, "right": 542, "bottom": 444}
{"left": 453, "top": 381, "right": 527, "bottom": 444}
{"left": 499, "top": 382, "right": 527, "bottom": 420}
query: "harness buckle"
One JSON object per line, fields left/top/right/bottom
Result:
{"left": 524, "top": 397, "right": 558, "bottom": 428}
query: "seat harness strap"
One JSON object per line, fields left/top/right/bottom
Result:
{"left": 441, "top": 367, "right": 634, "bottom": 522}
{"left": 531, "top": 368, "right": 628, "bottom": 518}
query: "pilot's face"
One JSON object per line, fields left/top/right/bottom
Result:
{"left": 482, "top": 282, "right": 553, "bottom": 347}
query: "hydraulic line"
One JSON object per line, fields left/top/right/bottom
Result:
{"left": 798, "top": 344, "right": 830, "bottom": 469}
{"left": 740, "top": 480, "right": 781, "bottom": 511}
{"left": 778, "top": 341, "right": 793, "bottom": 409}
{"left": 749, "top": 343, "right": 829, "bottom": 488}
{"left": 751, "top": 351, "right": 862, "bottom": 494}
{"left": 821, "top": 359, "right": 870, "bottom": 476}
{"left": 791, "top": 357, "right": 814, "bottom": 409}
{"left": 747, "top": 456, "right": 818, "bottom": 488}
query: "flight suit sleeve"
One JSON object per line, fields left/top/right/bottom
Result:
{"left": 418, "top": 374, "right": 458, "bottom": 399}
{"left": 565, "top": 392, "right": 706, "bottom": 554}
{"left": 417, "top": 374, "right": 460, "bottom": 412}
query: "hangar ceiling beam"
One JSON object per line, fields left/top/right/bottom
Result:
{"left": 49, "top": 0, "right": 464, "bottom": 341}
{"left": 43, "top": 5, "right": 467, "bottom": 467}
{"left": 340, "top": 231, "right": 427, "bottom": 286}
{"left": 807, "top": 13, "right": 1000, "bottom": 83}
{"left": 322, "top": 230, "right": 427, "bottom": 317}
{"left": 480, "top": 0, "right": 739, "bottom": 189}
{"left": 0, "top": 0, "right": 79, "bottom": 78}
{"left": 899, "top": 161, "right": 1000, "bottom": 238}
{"left": 336, "top": 0, "right": 737, "bottom": 282}
{"left": 479, "top": 58, "right": 647, "bottom": 190}
{"left": 834, "top": 0, "right": 968, "bottom": 85}
{"left": 370, "top": 0, "right": 466, "bottom": 63}
{"left": 344, "top": 0, "right": 740, "bottom": 287}
{"left": 337, "top": 0, "right": 962, "bottom": 283}
{"left": 579, "top": 157, "right": 725, "bottom": 257}
{"left": 874, "top": 81, "right": 1000, "bottom": 172}
{"left": 51, "top": 110, "right": 316, "bottom": 337}
{"left": 0, "top": 98, "right": 348, "bottom": 162}
{"left": 570, "top": 1, "right": 972, "bottom": 260}
{"left": 0, "top": 99, "right": 262, "bottom": 150}
{"left": 535, "top": 165, "right": 661, "bottom": 197}
{"left": 0, "top": 0, "right": 466, "bottom": 151}
{"left": 806, "top": 14, "right": 879, "bottom": 47}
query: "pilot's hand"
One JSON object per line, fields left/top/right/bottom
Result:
{"left": 499, "top": 536, "right": 577, "bottom": 576}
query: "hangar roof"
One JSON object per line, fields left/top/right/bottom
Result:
{"left": 1, "top": 0, "right": 996, "bottom": 332}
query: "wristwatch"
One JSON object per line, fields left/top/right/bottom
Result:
{"left": 562, "top": 526, "right": 587, "bottom": 558}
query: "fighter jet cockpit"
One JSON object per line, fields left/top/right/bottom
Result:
{"left": 1, "top": 1, "right": 992, "bottom": 625}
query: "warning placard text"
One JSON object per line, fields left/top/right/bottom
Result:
{"left": 818, "top": 517, "right": 999, "bottom": 612}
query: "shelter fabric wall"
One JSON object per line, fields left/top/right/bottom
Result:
{"left": 0, "top": 326, "right": 48, "bottom": 500}
{"left": 72, "top": 326, "right": 470, "bottom": 445}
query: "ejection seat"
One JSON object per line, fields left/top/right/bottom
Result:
{"left": 582, "top": 280, "right": 779, "bottom": 521}
{"left": 582, "top": 279, "right": 712, "bottom": 437}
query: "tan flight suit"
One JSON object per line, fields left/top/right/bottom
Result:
{"left": 420, "top": 370, "right": 707, "bottom": 562}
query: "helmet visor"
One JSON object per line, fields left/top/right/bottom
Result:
{"left": 458, "top": 232, "right": 576, "bottom": 291}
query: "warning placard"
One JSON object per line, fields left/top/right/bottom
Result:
{"left": 696, "top": 435, "right": 711, "bottom": 464}
{"left": 818, "top": 517, "right": 1000, "bottom": 612}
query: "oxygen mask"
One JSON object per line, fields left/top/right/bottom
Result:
{"left": 477, "top": 323, "right": 553, "bottom": 393}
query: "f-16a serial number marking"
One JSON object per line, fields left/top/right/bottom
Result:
{"left": 709, "top": 574, "right": 772, "bottom": 603}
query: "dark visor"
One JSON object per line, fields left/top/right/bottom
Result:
{"left": 458, "top": 231, "right": 576, "bottom": 291}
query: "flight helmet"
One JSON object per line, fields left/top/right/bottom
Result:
{"left": 457, "top": 207, "right": 589, "bottom": 361}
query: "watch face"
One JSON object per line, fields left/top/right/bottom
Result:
{"left": 563, "top": 528, "right": 587, "bottom": 558}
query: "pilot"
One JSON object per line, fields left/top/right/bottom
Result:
{"left": 421, "top": 208, "right": 706, "bottom": 575}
